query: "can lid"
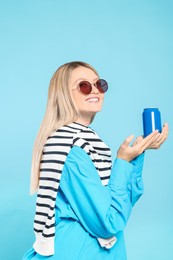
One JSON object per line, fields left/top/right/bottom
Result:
{"left": 143, "top": 107, "right": 159, "bottom": 111}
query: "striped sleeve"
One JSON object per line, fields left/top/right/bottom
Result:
{"left": 33, "top": 133, "right": 73, "bottom": 256}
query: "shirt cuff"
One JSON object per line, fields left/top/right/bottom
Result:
{"left": 97, "top": 236, "right": 117, "bottom": 249}
{"left": 33, "top": 234, "right": 54, "bottom": 256}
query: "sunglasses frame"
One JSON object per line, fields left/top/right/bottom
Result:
{"left": 77, "top": 79, "right": 108, "bottom": 95}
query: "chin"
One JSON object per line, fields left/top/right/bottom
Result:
{"left": 89, "top": 109, "right": 102, "bottom": 115}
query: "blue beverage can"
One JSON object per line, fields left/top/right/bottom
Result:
{"left": 142, "top": 108, "right": 162, "bottom": 137}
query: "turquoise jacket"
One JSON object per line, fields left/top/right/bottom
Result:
{"left": 23, "top": 146, "right": 144, "bottom": 260}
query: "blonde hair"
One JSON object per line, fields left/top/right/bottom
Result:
{"left": 30, "top": 61, "right": 99, "bottom": 194}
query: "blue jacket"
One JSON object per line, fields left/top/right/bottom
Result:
{"left": 23, "top": 143, "right": 144, "bottom": 260}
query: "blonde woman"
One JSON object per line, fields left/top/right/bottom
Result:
{"left": 23, "top": 61, "right": 168, "bottom": 259}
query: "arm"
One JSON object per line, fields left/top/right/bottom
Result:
{"left": 127, "top": 153, "right": 145, "bottom": 206}
{"left": 60, "top": 146, "right": 135, "bottom": 239}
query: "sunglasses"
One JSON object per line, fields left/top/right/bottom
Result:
{"left": 77, "top": 79, "right": 108, "bottom": 95}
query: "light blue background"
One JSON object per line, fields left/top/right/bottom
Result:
{"left": 0, "top": 0, "right": 172, "bottom": 259}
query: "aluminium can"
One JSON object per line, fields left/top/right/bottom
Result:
{"left": 142, "top": 108, "right": 162, "bottom": 137}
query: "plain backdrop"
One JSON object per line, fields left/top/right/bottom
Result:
{"left": 0, "top": 0, "right": 172, "bottom": 259}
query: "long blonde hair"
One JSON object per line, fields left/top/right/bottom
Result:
{"left": 30, "top": 61, "right": 99, "bottom": 194}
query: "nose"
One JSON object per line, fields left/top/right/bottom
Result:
{"left": 91, "top": 83, "right": 99, "bottom": 94}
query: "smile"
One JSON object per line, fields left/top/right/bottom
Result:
{"left": 86, "top": 97, "right": 99, "bottom": 103}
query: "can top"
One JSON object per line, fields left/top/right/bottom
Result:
{"left": 143, "top": 107, "right": 159, "bottom": 112}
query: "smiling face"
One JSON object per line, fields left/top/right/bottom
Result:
{"left": 70, "top": 66, "right": 105, "bottom": 125}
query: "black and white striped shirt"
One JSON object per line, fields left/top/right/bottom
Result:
{"left": 33, "top": 122, "right": 112, "bottom": 254}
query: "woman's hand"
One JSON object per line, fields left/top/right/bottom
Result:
{"left": 146, "top": 123, "right": 169, "bottom": 149}
{"left": 117, "top": 123, "right": 169, "bottom": 162}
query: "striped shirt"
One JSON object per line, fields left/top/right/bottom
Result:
{"left": 33, "top": 122, "right": 112, "bottom": 253}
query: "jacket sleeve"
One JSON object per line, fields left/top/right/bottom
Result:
{"left": 127, "top": 153, "right": 145, "bottom": 206}
{"left": 59, "top": 146, "right": 137, "bottom": 239}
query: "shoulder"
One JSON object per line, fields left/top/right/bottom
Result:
{"left": 63, "top": 146, "right": 98, "bottom": 179}
{"left": 44, "top": 123, "right": 86, "bottom": 147}
{"left": 67, "top": 146, "right": 92, "bottom": 164}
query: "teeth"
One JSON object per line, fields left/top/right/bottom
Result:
{"left": 87, "top": 98, "right": 99, "bottom": 102}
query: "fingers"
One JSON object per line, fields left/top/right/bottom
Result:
{"left": 123, "top": 131, "right": 158, "bottom": 151}
{"left": 132, "top": 136, "right": 143, "bottom": 146}
{"left": 161, "top": 122, "right": 169, "bottom": 140}
{"left": 120, "top": 123, "right": 169, "bottom": 159}
{"left": 123, "top": 134, "right": 134, "bottom": 147}
{"left": 152, "top": 123, "right": 169, "bottom": 148}
{"left": 143, "top": 123, "right": 169, "bottom": 149}
{"left": 138, "top": 130, "right": 159, "bottom": 151}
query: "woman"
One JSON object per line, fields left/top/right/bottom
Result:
{"left": 23, "top": 61, "right": 168, "bottom": 259}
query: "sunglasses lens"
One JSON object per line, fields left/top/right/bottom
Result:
{"left": 96, "top": 79, "right": 108, "bottom": 93}
{"left": 79, "top": 81, "right": 92, "bottom": 95}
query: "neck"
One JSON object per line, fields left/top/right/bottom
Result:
{"left": 75, "top": 115, "right": 93, "bottom": 126}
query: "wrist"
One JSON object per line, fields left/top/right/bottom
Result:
{"left": 116, "top": 154, "right": 131, "bottom": 162}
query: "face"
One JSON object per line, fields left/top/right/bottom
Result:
{"left": 70, "top": 66, "right": 105, "bottom": 124}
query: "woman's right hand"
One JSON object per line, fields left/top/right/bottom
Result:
{"left": 117, "top": 130, "right": 160, "bottom": 162}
